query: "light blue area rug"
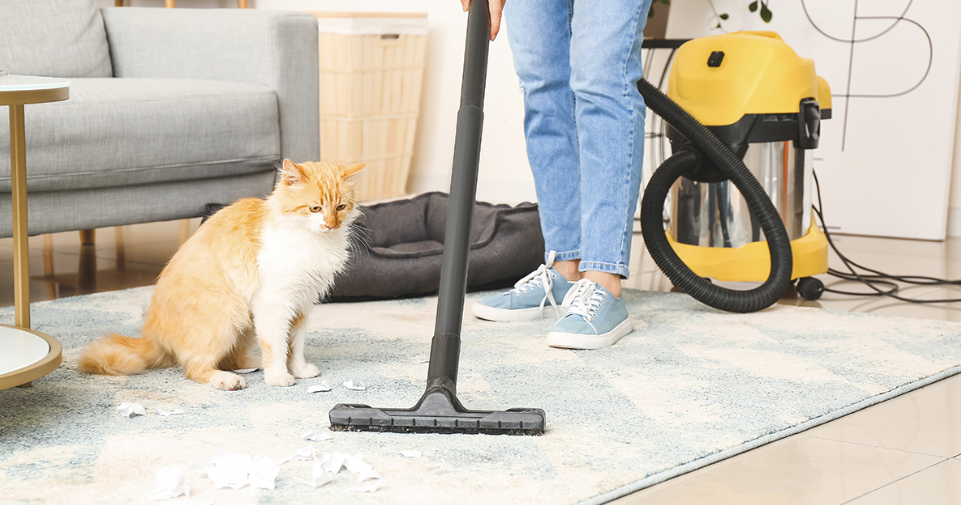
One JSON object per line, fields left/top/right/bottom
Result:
{"left": 3, "top": 286, "right": 961, "bottom": 504}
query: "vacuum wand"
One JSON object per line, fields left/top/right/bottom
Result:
{"left": 427, "top": 9, "right": 489, "bottom": 392}
{"left": 328, "top": 0, "right": 546, "bottom": 435}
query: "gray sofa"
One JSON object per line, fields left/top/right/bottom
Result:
{"left": 0, "top": 0, "right": 319, "bottom": 237}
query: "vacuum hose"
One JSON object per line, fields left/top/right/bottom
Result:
{"left": 637, "top": 78, "right": 793, "bottom": 313}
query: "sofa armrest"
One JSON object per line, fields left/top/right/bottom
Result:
{"left": 101, "top": 7, "right": 319, "bottom": 163}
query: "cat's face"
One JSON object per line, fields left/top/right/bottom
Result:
{"left": 274, "top": 159, "right": 365, "bottom": 234}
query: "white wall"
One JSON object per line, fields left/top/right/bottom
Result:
{"left": 97, "top": 0, "right": 535, "bottom": 205}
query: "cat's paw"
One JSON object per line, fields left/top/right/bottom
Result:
{"left": 210, "top": 371, "right": 246, "bottom": 391}
{"left": 291, "top": 363, "right": 320, "bottom": 379}
{"left": 264, "top": 370, "right": 296, "bottom": 387}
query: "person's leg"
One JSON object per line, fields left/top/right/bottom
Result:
{"left": 546, "top": 0, "right": 651, "bottom": 349}
{"left": 505, "top": 0, "right": 581, "bottom": 274}
{"left": 470, "top": 1, "right": 581, "bottom": 322}
{"left": 570, "top": 0, "right": 651, "bottom": 297}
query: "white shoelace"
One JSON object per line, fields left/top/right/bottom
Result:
{"left": 562, "top": 279, "right": 608, "bottom": 324}
{"left": 510, "top": 250, "right": 563, "bottom": 318}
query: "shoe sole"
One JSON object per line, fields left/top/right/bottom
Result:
{"left": 546, "top": 318, "right": 633, "bottom": 350}
{"left": 471, "top": 302, "right": 563, "bottom": 322}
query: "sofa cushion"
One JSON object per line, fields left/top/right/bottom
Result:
{"left": 0, "top": 0, "right": 112, "bottom": 78}
{"left": 0, "top": 78, "right": 281, "bottom": 192}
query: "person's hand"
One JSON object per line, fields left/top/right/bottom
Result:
{"left": 460, "top": 0, "right": 506, "bottom": 41}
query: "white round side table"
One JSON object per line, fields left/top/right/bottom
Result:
{"left": 0, "top": 75, "right": 69, "bottom": 389}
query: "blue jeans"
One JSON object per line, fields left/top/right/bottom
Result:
{"left": 505, "top": 0, "right": 651, "bottom": 279}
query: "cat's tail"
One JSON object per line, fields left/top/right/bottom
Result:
{"left": 77, "top": 333, "right": 170, "bottom": 376}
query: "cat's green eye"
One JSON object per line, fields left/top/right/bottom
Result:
{"left": 309, "top": 205, "right": 322, "bottom": 213}
{"left": 336, "top": 204, "right": 347, "bottom": 211}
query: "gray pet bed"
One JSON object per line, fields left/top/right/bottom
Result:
{"left": 329, "top": 192, "right": 544, "bottom": 300}
{"left": 202, "top": 192, "right": 545, "bottom": 301}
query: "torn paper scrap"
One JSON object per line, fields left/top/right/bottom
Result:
{"left": 351, "top": 481, "right": 382, "bottom": 493}
{"left": 417, "top": 359, "right": 430, "bottom": 364}
{"left": 400, "top": 450, "right": 421, "bottom": 458}
{"left": 233, "top": 368, "right": 257, "bottom": 374}
{"left": 301, "top": 430, "right": 333, "bottom": 442}
{"left": 248, "top": 456, "right": 280, "bottom": 490}
{"left": 296, "top": 459, "right": 335, "bottom": 489}
{"left": 307, "top": 381, "right": 331, "bottom": 393}
{"left": 147, "top": 466, "right": 189, "bottom": 501}
{"left": 287, "top": 445, "right": 317, "bottom": 461}
{"left": 343, "top": 380, "right": 366, "bottom": 391}
{"left": 118, "top": 402, "right": 146, "bottom": 418}
{"left": 202, "top": 451, "right": 252, "bottom": 490}
{"left": 157, "top": 409, "right": 184, "bottom": 416}
{"left": 319, "top": 452, "right": 347, "bottom": 474}
{"left": 344, "top": 453, "right": 374, "bottom": 474}
{"left": 357, "top": 470, "right": 381, "bottom": 483}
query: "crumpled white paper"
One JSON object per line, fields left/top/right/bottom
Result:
{"left": 249, "top": 456, "right": 281, "bottom": 490}
{"left": 287, "top": 445, "right": 317, "bottom": 461}
{"left": 157, "top": 408, "right": 184, "bottom": 416}
{"left": 400, "top": 450, "right": 421, "bottom": 458}
{"left": 307, "top": 381, "right": 331, "bottom": 393}
{"left": 118, "top": 402, "right": 146, "bottom": 418}
{"left": 343, "top": 380, "right": 366, "bottom": 391}
{"left": 195, "top": 451, "right": 281, "bottom": 490}
{"left": 233, "top": 368, "right": 257, "bottom": 374}
{"left": 147, "top": 466, "right": 189, "bottom": 501}
{"left": 318, "top": 452, "right": 347, "bottom": 473}
{"left": 317, "top": 453, "right": 382, "bottom": 484}
{"left": 295, "top": 455, "right": 335, "bottom": 489}
{"left": 301, "top": 430, "right": 333, "bottom": 442}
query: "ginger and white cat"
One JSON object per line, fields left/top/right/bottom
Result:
{"left": 78, "top": 159, "right": 365, "bottom": 390}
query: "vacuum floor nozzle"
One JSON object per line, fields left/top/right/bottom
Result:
{"left": 329, "top": 387, "right": 546, "bottom": 435}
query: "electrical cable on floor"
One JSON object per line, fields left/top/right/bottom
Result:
{"left": 814, "top": 169, "right": 961, "bottom": 303}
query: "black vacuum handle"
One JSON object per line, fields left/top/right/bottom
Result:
{"left": 459, "top": 0, "right": 491, "bottom": 109}
{"left": 428, "top": 0, "right": 491, "bottom": 390}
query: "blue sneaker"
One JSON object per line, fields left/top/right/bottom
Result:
{"left": 471, "top": 251, "right": 575, "bottom": 321}
{"left": 547, "top": 279, "right": 632, "bottom": 349}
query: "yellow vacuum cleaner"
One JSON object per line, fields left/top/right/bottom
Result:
{"left": 639, "top": 31, "right": 831, "bottom": 311}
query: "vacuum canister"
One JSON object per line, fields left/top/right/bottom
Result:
{"left": 663, "top": 31, "right": 831, "bottom": 284}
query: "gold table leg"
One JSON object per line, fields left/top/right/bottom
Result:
{"left": 9, "top": 104, "right": 30, "bottom": 329}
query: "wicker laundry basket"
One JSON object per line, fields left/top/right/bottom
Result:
{"left": 313, "top": 12, "right": 428, "bottom": 202}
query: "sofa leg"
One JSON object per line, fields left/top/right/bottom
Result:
{"left": 115, "top": 0, "right": 123, "bottom": 5}
{"left": 79, "top": 229, "right": 95, "bottom": 246}
{"left": 114, "top": 226, "right": 125, "bottom": 270}
{"left": 238, "top": 0, "right": 247, "bottom": 7}
{"left": 165, "top": 0, "right": 175, "bottom": 7}
{"left": 179, "top": 219, "right": 192, "bottom": 245}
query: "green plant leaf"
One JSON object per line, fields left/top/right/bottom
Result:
{"left": 648, "top": 7, "right": 655, "bottom": 18}
{"left": 660, "top": 0, "right": 671, "bottom": 4}
{"left": 749, "top": 1, "right": 758, "bottom": 12}
{"left": 716, "top": 23, "right": 722, "bottom": 29}
{"left": 720, "top": 13, "right": 729, "bottom": 20}
{"left": 760, "top": 3, "right": 772, "bottom": 22}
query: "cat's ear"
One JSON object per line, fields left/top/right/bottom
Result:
{"left": 280, "top": 159, "right": 305, "bottom": 187}
{"left": 341, "top": 163, "right": 366, "bottom": 180}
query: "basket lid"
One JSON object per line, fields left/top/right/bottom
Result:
{"left": 311, "top": 12, "right": 428, "bottom": 36}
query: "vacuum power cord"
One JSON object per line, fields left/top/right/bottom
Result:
{"left": 813, "top": 170, "right": 961, "bottom": 303}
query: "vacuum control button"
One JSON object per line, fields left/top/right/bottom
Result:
{"left": 708, "top": 51, "right": 725, "bottom": 67}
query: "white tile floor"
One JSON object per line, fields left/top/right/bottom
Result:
{"left": 617, "top": 233, "right": 961, "bottom": 504}
{"left": 4, "top": 221, "right": 961, "bottom": 504}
